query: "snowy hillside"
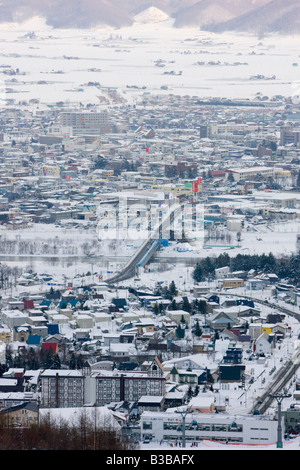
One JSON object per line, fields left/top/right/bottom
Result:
{"left": 133, "top": 7, "right": 170, "bottom": 24}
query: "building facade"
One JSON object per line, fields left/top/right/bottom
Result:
{"left": 40, "top": 370, "right": 85, "bottom": 408}
{"left": 40, "top": 358, "right": 166, "bottom": 408}
{"left": 141, "top": 411, "right": 280, "bottom": 445}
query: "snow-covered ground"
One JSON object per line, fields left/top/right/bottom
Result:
{"left": 0, "top": 15, "right": 300, "bottom": 106}
{"left": 139, "top": 436, "right": 300, "bottom": 450}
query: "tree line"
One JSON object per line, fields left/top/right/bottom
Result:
{"left": 193, "top": 251, "right": 300, "bottom": 284}
{"left": 0, "top": 411, "right": 130, "bottom": 450}
{"left": 4, "top": 345, "right": 85, "bottom": 373}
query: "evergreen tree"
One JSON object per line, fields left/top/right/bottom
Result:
{"left": 182, "top": 297, "right": 191, "bottom": 312}
{"left": 193, "top": 263, "right": 203, "bottom": 282}
{"left": 168, "top": 280, "right": 178, "bottom": 298}
{"left": 52, "top": 354, "right": 61, "bottom": 369}
{"left": 198, "top": 299, "right": 207, "bottom": 315}
{"left": 69, "top": 353, "right": 77, "bottom": 370}
{"left": 153, "top": 303, "right": 159, "bottom": 315}
{"left": 175, "top": 324, "right": 185, "bottom": 339}
{"left": 227, "top": 171, "right": 234, "bottom": 183}
{"left": 187, "top": 385, "right": 193, "bottom": 401}
{"left": 193, "top": 320, "right": 202, "bottom": 337}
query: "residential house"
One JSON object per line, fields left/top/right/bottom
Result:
{"left": 0, "top": 402, "right": 39, "bottom": 427}
{"left": 254, "top": 332, "right": 275, "bottom": 356}
{"left": 167, "top": 310, "right": 190, "bottom": 326}
{"left": 170, "top": 365, "right": 199, "bottom": 386}
{"left": 187, "top": 393, "right": 215, "bottom": 414}
{"left": 0, "top": 327, "right": 11, "bottom": 343}
{"left": 2, "top": 310, "right": 28, "bottom": 329}
{"left": 221, "top": 278, "right": 245, "bottom": 289}
{"left": 207, "top": 311, "right": 236, "bottom": 330}
{"left": 13, "top": 325, "right": 31, "bottom": 343}
{"left": 137, "top": 395, "right": 165, "bottom": 414}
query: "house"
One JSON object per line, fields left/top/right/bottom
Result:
{"left": 254, "top": 332, "right": 275, "bottom": 356}
{"left": 170, "top": 365, "right": 199, "bottom": 386}
{"left": 219, "top": 364, "right": 246, "bottom": 383}
{"left": 13, "top": 325, "right": 31, "bottom": 342}
{"left": 272, "top": 323, "right": 288, "bottom": 341}
{"left": 80, "top": 339, "right": 102, "bottom": 353}
{"left": 109, "top": 342, "right": 137, "bottom": 358}
{"left": 0, "top": 327, "right": 11, "bottom": 343}
{"left": 164, "top": 390, "right": 187, "bottom": 409}
{"left": 0, "top": 377, "right": 24, "bottom": 393}
{"left": 75, "top": 314, "right": 93, "bottom": 329}
{"left": 221, "top": 278, "right": 244, "bottom": 289}
{"left": 0, "top": 402, "right": 39, "bottom": 427}
{"left": 222, "top": 347, "right": 243, "bottom": 364}
{"left": 187, "top": 393, "right": 215, "bottom": 414}
{"left": 135, "top": 319, "right": 156, "bottom": 335}
{"left": 73, "top": 329, "right": 91, "bottom": 342}
{"left": 42, "top": 342, "right": 58, "bottom": 354}
{"left": 207, "top": 311, "right": 236, "bottom": 330}
{"left": 167, "top": 310, "right": 190, "bottom": 326}
{"left": 2, "top": 310, "right": 28, "bottom": 329}
{"left": 26, "top": 335, "right": 42, "bottom": 347}
{"left": 137, "top": 395, "right": 165, "bottom": 414}
{"left": 23, "top": 300, "right": 35, "bottom": 311}
{"left": 213, "top": 305, "right": 260, "bottom": 319}
{"left": 27, "top": 315, "right": 48, "bottom": 328}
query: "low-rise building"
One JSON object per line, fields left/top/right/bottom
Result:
{"left": 140, "top": 411, "right": 280, "bottom": 445}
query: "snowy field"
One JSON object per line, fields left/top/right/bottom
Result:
{"left": 0, "top": 15, "right": 300, "bottom": 107}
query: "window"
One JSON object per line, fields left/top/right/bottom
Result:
{"left": 143, "top": 422, "right": 152, "bottom": 430}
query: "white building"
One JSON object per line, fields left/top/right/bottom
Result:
{"left": 0, "top": 341, "right": 5, "bottom": 364}
{"left": 140, "top": 411, "right": 280, "bottom": 445}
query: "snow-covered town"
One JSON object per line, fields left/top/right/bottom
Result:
{"left": 0, "top": 2, "right": 300, "bottom": 452}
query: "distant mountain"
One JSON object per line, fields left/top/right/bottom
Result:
{"left": 173, "top": 0, "right": 270, "bottom": 28}
{"left": 0, "top": 0, "right": 134, "bottom": 28}
{"left": 203, "top": 0, "right": 300, "bottom": 35}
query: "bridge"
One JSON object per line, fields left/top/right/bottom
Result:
{"left": 105, "top": 204, "right": 183, "bottom": 284}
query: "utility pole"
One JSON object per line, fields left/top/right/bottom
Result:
{"left": 175, "top": 408, "right": 192, "bottom": 448}
{"left": 270, "top": 391, "right": 291, "bottom": 448}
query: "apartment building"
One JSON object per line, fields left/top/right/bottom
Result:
{"left": 60, "top": 111, "right": 111, "bottom": 135}
{"left": 94, "top": 358, "right": 167, "bottom": 405}
{"left": 40, "top": 370, "right": 85, "bottom": 408}
{"left": 280, "top": 127, "right": 300, "bottom": 146}
{"left": 40, "top": 358, "right": 166, "bottom": 408}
